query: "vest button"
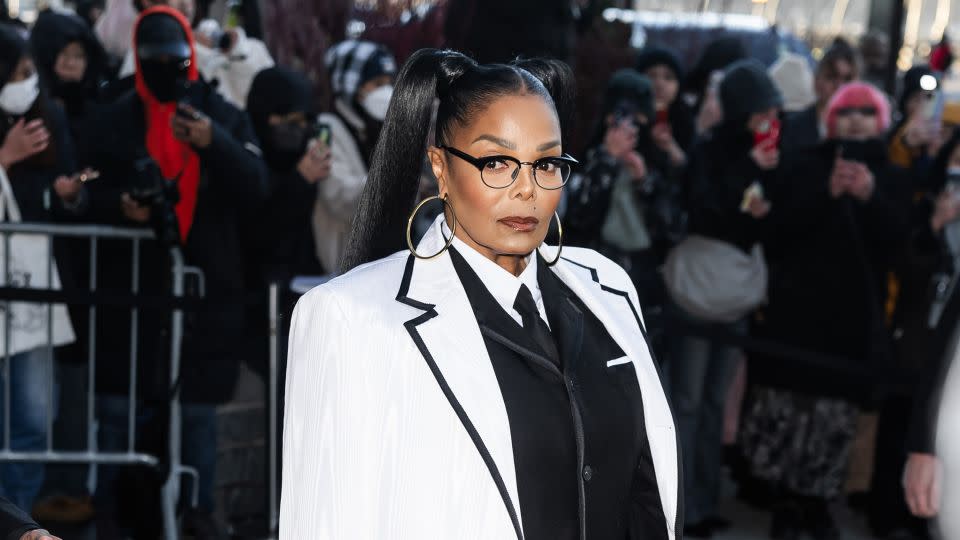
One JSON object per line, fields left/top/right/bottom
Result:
{"left": 582, "top": 465, "right": 593, "bottom": 482}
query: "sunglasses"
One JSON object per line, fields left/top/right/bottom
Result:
{"left": 835, "top": 106, "right": 878, "bottom": 117}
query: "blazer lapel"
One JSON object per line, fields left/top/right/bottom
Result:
{"left": 544, "top": 246, "right": 680, "bottom": 538}
{"left": 397, "top": 218, "right": 525, "bottom": 539}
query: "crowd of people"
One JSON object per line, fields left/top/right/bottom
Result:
{"left": 0, "top": 1, "right": 956, "bottom": 539}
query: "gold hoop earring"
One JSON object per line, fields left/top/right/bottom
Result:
{"left": 538, "top": 211, "right": 563, "bottom": 266}
{"left": 406, "top": 194, "right": 457, "bottom": 259}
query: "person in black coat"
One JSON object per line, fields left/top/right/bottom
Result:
{"left": 886, "top": 131, "right": 960, "bottom": 537}
{"left": 636, "top": 46, "right": 695, "bottom": 173}
{"left": 743, "top": 82, "right": 908, "bottom": 540}
{"left": 242, "top": 67, "right": 326, "bottom": 376}
{"left": 0, "top": 494, "right": 59, "bottom": 539}
{"left": 672, "top": 60, "right": 782, "bottom": 538}
{"left": 0, "top": 23, "right": 88, "bottom": 515}
{"left": 78, "top": 8, "right": 266, "bottom": 538}
{"left": 29, "top": 11, "right": 108, "bottom": 159}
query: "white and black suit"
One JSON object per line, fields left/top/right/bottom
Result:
{"left": 281, "top": 216, "right": 681, "bottom": 539}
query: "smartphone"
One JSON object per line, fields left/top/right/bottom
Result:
{"left": 655, "top": 109, "right": 669, "bottom": 126}
{"left": 176, "top": 102, "right": 201, "bottom": 121}
{"left": 314, "top": 123, "right": 332, "bottom": 146}
{"left": 753, "top": 117, "right": 781, "bottom": 149}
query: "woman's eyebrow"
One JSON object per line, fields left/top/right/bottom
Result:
{"left": 471, "top": 134, "right": 517, "bottom": 150}
{"left": 537, "top": 140, "right": 561, "bottom": 151}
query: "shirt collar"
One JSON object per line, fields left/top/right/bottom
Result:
{"left": 443, "top": 220, "right": 541, "bottom": 316}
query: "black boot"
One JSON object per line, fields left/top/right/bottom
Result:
{"left": 803, "top": 497, "right": 841, "bottom": 540}
{"left": 769, "top": 499, "right": 803, "bottom": 540}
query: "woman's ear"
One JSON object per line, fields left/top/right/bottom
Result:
{"left": 428, "top": 146, "right": 447, "bottom": 194}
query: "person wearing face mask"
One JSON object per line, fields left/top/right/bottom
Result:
{"left": 241, "top": 66, "right": 326, "bottom": 375}
{"left": 0, "top": 23, "right": 88, "bottom": 515}
{"left": 29, "top": 12, "right": 107, "bottom": 158}
{"left": 313, "top": 39, "right": 396, "bottom": 273}
{"left": 78, "top": 7, "right": 266, "bottom": 539}
{"left": 744, "top": 82, "right": 908, "bottom": 540}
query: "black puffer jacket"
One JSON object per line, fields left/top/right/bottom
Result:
{"left": 81, "top": 82, "right": 267, "bottom": 404}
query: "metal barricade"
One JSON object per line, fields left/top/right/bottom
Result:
{"left": 0, "top": 222, "right": 195, "bottom": 540}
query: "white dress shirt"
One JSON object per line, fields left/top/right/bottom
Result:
{"left": 447, "top": 224, "right": 550, "bottom": 328}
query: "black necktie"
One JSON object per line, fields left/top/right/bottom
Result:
{"left": 514, "top": 284, "right": 560, "bottom": 368}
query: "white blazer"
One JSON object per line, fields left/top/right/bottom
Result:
{"left": 281, "top": 216, "right": 681, "bottom": 540}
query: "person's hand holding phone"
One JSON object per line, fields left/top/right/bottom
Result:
{"left": 53, "top": 168, "right": 98, "bottom": 203}
{"left": 297, "top": 138, "right": 332, "bottom": 184}
{"left": 0, "top": 119, "right": 50, "bottom": 169}
{"left": 603, "top": 118, "right": 638, "bottom": 161}
{"left": 121, "top": 193, "right": 151, "bottom": 223}
{"left": 171, "top": 103, "right": 213, "bottom": 149}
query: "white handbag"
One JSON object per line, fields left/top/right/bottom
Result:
{"left": 0, "top": 166, "right": 75, "bottom": 356}
{"left": 663, "top": 235, "right": 768, "bottom": 323}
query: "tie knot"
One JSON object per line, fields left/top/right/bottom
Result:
{"left": 513, "top": 284, "right": 538, "bottom": 320}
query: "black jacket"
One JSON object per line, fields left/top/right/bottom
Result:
{"left": 80, "top": 83, "right": 267, "bottom": 404}
{"left": 753, "top": 139, "right": 910, "bottom": 401}
{"left": 780, "top": 104, "right": 821, "bottom": 157}
{"left": 0, "top": 495, "right": 40, "bottom": 540}
{"left": 685, "top": 127, "right": 772, "bottom": 253}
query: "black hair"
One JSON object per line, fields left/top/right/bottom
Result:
{"left": 339, "top": 48, "right": 575, "bottom": 273}
{"left": 818, "top": 37, "right": 861, "bottom": 78}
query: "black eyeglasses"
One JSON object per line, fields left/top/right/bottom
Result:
{"left": 440, "top": 146, "right": 578, "bottom": 190}
{"left": 835, "top": 106, "right": 878, "bottom": 117}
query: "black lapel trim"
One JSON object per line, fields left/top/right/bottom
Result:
{"left": 558, "top": 255, "right": 685, "bottom": 534}
{"left": 395, "top": 255, "right": 525, "bottom": 540}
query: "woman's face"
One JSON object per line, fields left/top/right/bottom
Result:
{"left": 833, "top": 101, "right": 880, "bottom": 140}
{"left": 646, "top": 64, "right": 678, "bottom": 111}
{"left": 55, "top": 42, "right": 87, "bottom": 83}
{"left": 429, "top": 93, "right": 563, "bottom": 263}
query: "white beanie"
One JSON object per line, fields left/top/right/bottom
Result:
{"left": 768, "top": 53, "right": 816, "bottom": 112}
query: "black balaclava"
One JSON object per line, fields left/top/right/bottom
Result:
{"left": 30, "top": 12, "right": 106, "bottom": 113}
{"left": 136, "top": 13, "right": 192, "bottom": 103}
{"left": 247, "top": 67, "right": 315, "bottom": 172}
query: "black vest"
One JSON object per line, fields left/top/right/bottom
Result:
{"left": 448, "top": 247, "right": 667, "bottom": 540}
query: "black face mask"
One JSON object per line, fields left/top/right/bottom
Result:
{"left": 264, "top": 121, "right": 309, "bottom": 171}
{"left": 139, "top": 58, "right": 189, "bottom": 103}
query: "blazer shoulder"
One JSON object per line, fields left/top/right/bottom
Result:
{"left": 296, "top": 251, "right": 411, "bottom": 319}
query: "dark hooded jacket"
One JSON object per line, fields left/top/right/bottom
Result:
{"left": 79, "top": 10, "right": 268, "bottom": 404}
{"left": 29, "top": 11, "right": 107, "bottom": 158}
{"left": 753, "top": 138, "right": 910, "bottom": 401}
{"left": 245, "top": 67, "right": 321, "bottom": 283}
{"left": 685, "top": 60, "right": 782, "bottom": 252}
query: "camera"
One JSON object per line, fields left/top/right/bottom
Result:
{"left": 131, "top": 157, "right": 182, "bottom": 247}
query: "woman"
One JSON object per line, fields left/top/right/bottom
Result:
{"left": 668, "top": 59, "right": 781, "bottom": 539}
{"left": 312, "top": 39, "right": 397, "bottom": 273}
{"left": 0, "top": 25, "right": 84, "bottom": 513}
{"left": 29, "top": 11, "right": 107, "bottom": 165}
{"left": 635, "top": 46, "right": 694, "bottom": 172}
{"left": 745, "top": 82, "right": 908, "bottom": 539}
{"left": 282, "top": 49, "right": 680, "bottom": 539}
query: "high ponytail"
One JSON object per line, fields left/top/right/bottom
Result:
{"left": 339, "top": 49, "right": 576, "bottom": 273}
{"left": 339, "top": 48, "right": 471, "bottom": 273}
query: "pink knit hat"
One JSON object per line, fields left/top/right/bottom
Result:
{"left": 824, "top": 82, "right": 891, "bottom": 138}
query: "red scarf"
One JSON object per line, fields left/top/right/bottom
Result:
{"left": 133, "top": 6, "right": 201, "bottom": 244}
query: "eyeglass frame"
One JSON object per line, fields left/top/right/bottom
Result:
{"left": 439, "top": 145, "right": 578, "bottom": 190}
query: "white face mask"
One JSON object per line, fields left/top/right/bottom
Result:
{"left": 0, "top": 73, "right": 39, "bottom": 116}
{"left": 361, "top": 85, "right": 393, "bottom": 121}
